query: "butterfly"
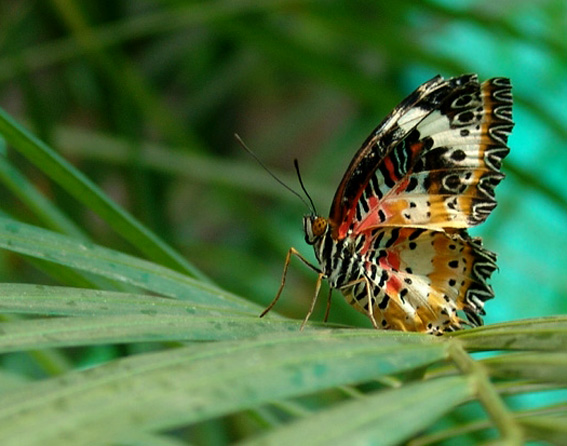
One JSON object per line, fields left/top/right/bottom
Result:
{"left": 260, "top": 74, "right": 513, "bottom": 334}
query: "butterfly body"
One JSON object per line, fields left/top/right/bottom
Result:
{"left": 263, "top": 74, "right": 513, "bottom": 334}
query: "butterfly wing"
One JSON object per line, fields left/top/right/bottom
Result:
{"left": 329, "top": 74, "right": 513, "bottom": 239}
{"left": 342, "top": 227, "right": 496, "bottom": 333}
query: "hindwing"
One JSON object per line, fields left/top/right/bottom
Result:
{"left": 341, "top": 227, "right": 496, "bottom": 333}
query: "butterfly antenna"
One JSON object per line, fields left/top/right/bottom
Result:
{"left": 293, "top": 159, "right": 317, "bottom": 215}
{"left": 235, "top": 134, "right": 313, "bottom": 212}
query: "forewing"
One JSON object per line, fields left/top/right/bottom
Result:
{"left": 329, "top": 75, "right": 513, "bottom": 239}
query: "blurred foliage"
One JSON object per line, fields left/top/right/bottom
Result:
{"left": 0, "top": 0, "right": 566, "bottom": 445}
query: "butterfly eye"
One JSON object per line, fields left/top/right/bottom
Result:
{"left": 311, "top": 217, "right": 328, "bottom": 237}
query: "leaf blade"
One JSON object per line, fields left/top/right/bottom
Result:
{"left": 0, "top": 330, "right": 447, "bottom": 446}
{"left": 446, "top": 317, "right": 567, "bottom": 351}
{"left": 0, "top": 217, "right": 256, "bottom": 311}
{"left": 238, "top": 376, "right": 473, "bottom": 446}
{"left": 0, "top": 106, "right": 207, "bottom": 280}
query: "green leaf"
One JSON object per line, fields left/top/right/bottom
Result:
{"left": 117, "top": 432, "right": 192, "bottom": 446}
{"left": 0, "top": 313, "right": 307, "bottom": 352}
{"left": 520, "top": 416, "right": 567, "bottom": 445}
{"left": 446, "top": 317, "right": 567, "bottom": 351}
{"left": 0, "top": 156, "right": 86, "bottom": 238}
{"left": 0, "top": 106, "right": 206, "bottom": 280}
{"left": 410, "top": 404, "right": 567, "bottom": 446}
{"left": 483, "top": 352, "right": 567, "bottom": 384}
{"left": 0, "top": 283, "right": 241, "bottom": 317}
{"left": 238, "top": 376, "right": 472, "bottom": 446}
{"left": 0, "top": 330, "right": 447, "bottom": 446}
{"left": 0, "top": 217, "right": 256, "bottom": 311}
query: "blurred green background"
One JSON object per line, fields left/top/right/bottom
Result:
{"left": 1, "top": 1, "right": 566, "bottom": 341}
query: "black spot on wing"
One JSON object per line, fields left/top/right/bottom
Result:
{"left": 384, "top": 228, "right": 400, "bottom": 248}
{"left": 408, "top": 228, "right": 426, "bottom": 241}
{"left": 405, "top": 176, "right": 419, "bottom": 192}
{"left": 378, "top": 295, "right": 390, "bottom": 310}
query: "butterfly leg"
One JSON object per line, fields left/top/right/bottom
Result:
{"left": 323, "top": 287, "right": 333, "bottom": 323}
{"left": 300, "top": 272, "right": 325, "bottom": 331}
{"left": 260, "top": 247, "right": 322, "bottom": 318}
{"left": 340, "top": 277, "right": 379, "bottom": 329}
{"left": 363, "top": 278, "right": 379, "bottom": 329}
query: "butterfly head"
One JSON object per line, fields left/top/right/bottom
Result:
{"left": 303, "top": 215, "right": 328, "bottom": 245}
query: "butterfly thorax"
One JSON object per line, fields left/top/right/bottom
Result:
{"left": 303, "top": 215, "right": 364, "bottom": 289}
